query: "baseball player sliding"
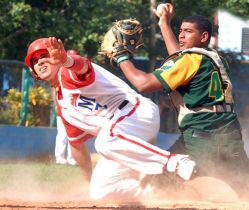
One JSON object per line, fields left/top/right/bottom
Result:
{"left": 24, "top": 37, "right": 196, "bottom": 202}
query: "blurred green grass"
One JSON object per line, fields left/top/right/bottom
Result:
{"left": 0, "top": 154, "right": 100, "bottom": 194}
{"left": 0, "top": 161, "right": 83, "bottom": 193}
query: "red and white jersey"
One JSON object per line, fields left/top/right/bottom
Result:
{"left": 56, "top": 57, "right": 139, "bottom": 144}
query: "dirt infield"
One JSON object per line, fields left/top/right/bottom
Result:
{"left": 1, "top": 178, "right": 249, "bottom": 210}
{"left": 1, "top": 176, "right": 249, "bottom": 210}
{"left": 1, "top": 158, "right": 249, "bottom": 210}
{"left": 1, "top": 198, "right": 249, "bottom": 210}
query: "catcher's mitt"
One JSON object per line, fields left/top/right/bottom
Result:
{"left": 99, "top": 18, "right": 143, "bottom": 67}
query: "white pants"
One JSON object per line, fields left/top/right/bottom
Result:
{"left": 55, "top": 116, "right": 75, "bottom": 162}
{"left": 90, "top": 96, "right": 170, "bottom": 201}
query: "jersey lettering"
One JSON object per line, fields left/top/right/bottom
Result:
{"left": 77, "top": 95, "right": 107, "bottom": 111}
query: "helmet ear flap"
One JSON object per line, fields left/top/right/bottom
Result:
{"left": 28, "top": 67, "right": 41, "bottom": 80}
{"left": 27, "top": 55, "right": 41, "bottom": 80}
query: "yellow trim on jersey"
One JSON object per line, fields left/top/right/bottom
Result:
{"left": 160, "top": 53, "right": 203, "bottom": 90}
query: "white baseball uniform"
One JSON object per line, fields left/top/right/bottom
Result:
{"left": 56, "top": 56, "right": 172, "bottom": 201}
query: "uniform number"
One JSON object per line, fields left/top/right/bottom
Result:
{"left": 209, "top": 71, "right": 224, "bottom": 101}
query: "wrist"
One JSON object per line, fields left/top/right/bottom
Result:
{"left": 116, "top": 54, "right": 129, "bottom": 65}
{"left": 62, "top": 55, "right": 74, "bottom": 68}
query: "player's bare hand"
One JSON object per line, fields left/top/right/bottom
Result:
{"left": 43, "top": 37, "right": 67, "bottom": 65}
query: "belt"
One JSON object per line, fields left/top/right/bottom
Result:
{"left": 110, "top": 100, "right": 129, "bottom": 120}
{"left": 192, "top": 103, "right": 234, "bottom": 113}
{"left": 192, "top": 130, "right": 213, "bottom": 139}
{"left": 118, "top": 100, "right": 129, "bottom": 110}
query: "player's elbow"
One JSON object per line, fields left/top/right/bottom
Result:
{"left": 134, "top": 74, "right": 161, "bottom": 93}
{"left": 135, "top": 83, "right": 151, "bottom": 93}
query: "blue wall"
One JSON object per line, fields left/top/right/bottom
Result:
{"left": 0, "top": 125, "right": 57, "bottom": 158}
{"left": 0, "top": 125, "right": 179, "bottom": 159}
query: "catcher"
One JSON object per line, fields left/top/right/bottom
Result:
{"left": 25, "top": 36, "right": 196, "bottom": 202}
{"left": 99, "top": 10, "right": 249, "bottom": 199}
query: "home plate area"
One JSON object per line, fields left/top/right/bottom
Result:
{"left": 1, "top": 176, "right": 249, "bottom": 210}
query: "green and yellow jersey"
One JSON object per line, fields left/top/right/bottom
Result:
{"left": 153, "top": 49, "right": 240, "bottom": 132}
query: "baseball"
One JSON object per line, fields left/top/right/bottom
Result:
{"left": 156, "top": 3, "right": 173, "bottom": 17}
{"left": 156, "top": 4, "right": 166, "bottom": 16}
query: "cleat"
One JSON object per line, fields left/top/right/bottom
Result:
{"left": 67, "top": 158, "right": 77, "bottom": 166}
{"left": 56, "top": 158, "right": 67, "bottom": 165}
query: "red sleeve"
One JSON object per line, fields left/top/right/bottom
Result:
{"left": 61, "top": 115, "right": 94, "bottom": 145}
{"left": 69, "top": 55, "right": 85, "bottom": 73}
{"left": 61, "top": 57, "right": 95, "bottom": 89}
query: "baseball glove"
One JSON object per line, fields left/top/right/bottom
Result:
{"left": 99, "top": 18, "right": 143, "bottom": 67}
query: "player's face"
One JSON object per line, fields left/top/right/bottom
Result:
{"left": 32, "top": 49, "right": 60, "bottom": 85}
{"left": 178, "top": 22, "right": 208, "bottom": 50}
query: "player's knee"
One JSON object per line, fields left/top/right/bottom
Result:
{"left": 94, "top": 137, "right": 109, "bottom": 155}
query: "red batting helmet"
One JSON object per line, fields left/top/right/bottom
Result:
{"left": 66, "top": 49, "right": 78, "bottom": 55}
{"left": 24, "top": 38, "right": 49, "bottom": 80}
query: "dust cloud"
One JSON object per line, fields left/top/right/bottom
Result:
{"left": 0, "top": 155, "right": 249, "bottom": 209}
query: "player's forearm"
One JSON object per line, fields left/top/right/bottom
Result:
{"left": 119, "top": 61, "right": 149, "bottom": 92}
{"left": 160, "top": 24, "right": 179, "bottom": 55}
{"left": 119, "top": 60, "right": 160, "bottom": 93}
